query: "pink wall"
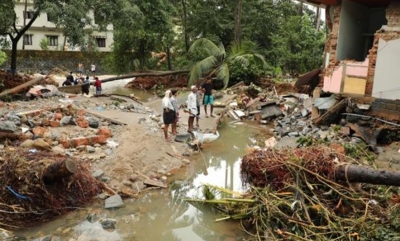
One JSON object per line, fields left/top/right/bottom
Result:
{"left": 323, "top": 65, "right": 343, "bottom": 93}
{"left": 322, "top": 58, "right": 369, "bottom": 94}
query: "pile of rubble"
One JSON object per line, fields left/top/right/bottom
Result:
{"left": 221, "top": 82, "right": 400, "bottom": 151}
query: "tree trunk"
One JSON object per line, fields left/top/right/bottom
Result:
{"left": 42, "top": 159, "right": 77, "bottom": 184}
{"left": 9, "top": 10, "right": 39, "bottom": 73}
{"left": 234, "top": 0, "right": 243, "bottom": 43}
{"left": 315, "top": 7, "right": 321, "bottom": 30}
{"left": 335, "top": 164, "right": 400, "bottom": 187}
{"left": 166, "top": 46, "right": 172, "bottom": 70}
{"left": 0, "top": 76, "right": 44, "bottom": 97}
{"left": 181, "top": 0, "right": 189, "bottom": 52}
{"left": 100, "top": 70, "right": 189, "bottom": 83}
{"left": 22, "top": 0, "right": 28, "bottom": 50}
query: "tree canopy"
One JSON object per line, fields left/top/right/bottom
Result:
{"left": 0, "top": 0, "right": 326, "bottom": 83}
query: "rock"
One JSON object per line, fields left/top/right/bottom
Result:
{"left": 5, "top": 112, "right": 21, "bottom": 125}
{"left": 100, "top": 218, "right": 117, "bottom": 230}
{"left": 0, "top": 121, "right": 17, "bottom": 132}
{"left": 86, "top": 146, "right": 96, "bottom": 153}
{"left": 104, "top": 194, "right": 124, "bottom": 209}
{"left": 52, "top": 146, "right": 66, "bottom": 154}
{"left": 88, "top": 117, "right": 100, "bottom": 128}
{"left": 33, "top": 138, "right": 51, "bottom": 150}
{"left": 60, "top": 116, "right": 72, "bottom": 126}
{"left": 131, "top": 181, "right": 146, "bottom": 193}
{"left": 86, "top": 213, "right": 101, "bottom": 223}
{"left": 288, "top": 132, "right": 299, "bottom": 137}
{"left": 92, "top": 170, "right": 104, "bottom": 179}
{"left": 129, "top": 174, "right": 139, "bottom": 182}
{"left": 21, "top": 139, "right": 35, "bottom": 148}
{"left": 98, "top": 193, "right": 107, "bottom": 200}
{"left": 31, "top": 236, "right": 52, "bottom": 241}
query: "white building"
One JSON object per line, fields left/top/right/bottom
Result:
{"left": 15, "top": 0, "right": 113, "bottom": 52}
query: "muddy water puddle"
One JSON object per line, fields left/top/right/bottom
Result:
{"left": 15, "top": 120, "right": 272, "bottom": 241}
{"left": 14, "top": 83, "right": 273, "bottom": 240}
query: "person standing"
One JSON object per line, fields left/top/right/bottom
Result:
{"left": 77, "top": 63, "right": 83, "bottom": 76}
{"left": 81, "top": 76, "right": 90, "bottom": 95}
{"left": 202, "top": 77, "right": 215, "bottom": 117}
{"left": 91, "top": 63, "right": 96, "bottom": 76}
{"left": 187, "top": 85, "right": 198, "bottom": 133}
{"left": 162, "top": 90, "right": 175, "bottom": 142}
{"left": 170, "top": 89, "right": 179, "bottom": 136}
{"left": 195, "top": 85, "right": 202, "bottom": 128}
{"left": 94, "top": 77, "right": 102, "bottom": 96}
{"left": 66, "top": 71, "right": 74, "bottom": 83}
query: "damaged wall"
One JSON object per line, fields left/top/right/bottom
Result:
{"left": 368, "top": 2, "right": 400, "bottom": 99}
{"left": 322, "top": 0, "right": 399, "bottom": 99}
{"left": 337, "top": 0, "right": 370, "bottom": 61}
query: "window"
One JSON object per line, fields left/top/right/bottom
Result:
{"left": 23, "top": 34, "right": 33, "bottom": 45}
{"left": 47, "top": 13, "right": 55, "bottom": 23}
{"left": 95, "top": 37, "right": 106, "bottom": 48}
{"left": 47, "top": 35, "right": 58, "bottom": 46}
{"left": 24, "top": 11, "right": 34, "bottom": 19}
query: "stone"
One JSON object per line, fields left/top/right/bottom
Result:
{"left": 100, "top": 218, "right": 117, "bottom": 230}
{"left": 0, "top": 121, "right": 18, "bottom": 132}
{"left": 86, "top": 146, "right": 96, "bottom": 153}
{"left": 104, "top": 194, "right": 124, "bottom": 209}
{"left": 60, "top": 116, "right": 72, "bottom": 126}
{"left": 52, "top": 146, "right": 66, "bottom": 154}
{"left": 88, "top": 117, "right": 100, "bottom": 128}
{"left": 33, "top": 138, "right": 52, "bottom": 150}
{"left": 92, "top": 170, "right": 104, "bottom": 179}
{"left": 86, "top": 213, "right": 101, "bottom": 223}
{"left": 98, "top": 127, "right": 112, "bottom": 138}
{"left": 21, "top": 139, "right": 35, "bottom": 148}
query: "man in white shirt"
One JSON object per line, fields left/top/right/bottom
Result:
{"left": 187, "top": 85, "right": 198, "bottom": 133}
{"left": 162, "top": 90, "right": 175, "bottom": 142}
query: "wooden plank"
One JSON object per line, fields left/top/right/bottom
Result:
{"left": 144, "top": 179, "right": 167, "bottom": 188}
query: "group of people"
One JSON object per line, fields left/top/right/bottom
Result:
{"left": 162, "top": 77, "right": 215, "bottom": 142}
{"left": 77, "top": 63, "right": 96, "bottom": 77}
{"left": 61, "top": 72, "right": 102, "bottom": 96}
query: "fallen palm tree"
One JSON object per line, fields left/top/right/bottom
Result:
{"left": 185, "top": 145, "right": 400, "bottom": 240}
{"left": 0, "top": 147, "right": 105, "bottom": 230}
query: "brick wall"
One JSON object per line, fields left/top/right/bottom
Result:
{"left": 0, "top": 50, "right": 111, "bottom": 75}
{"left": 370, "top": 98, "right": 400, "bottom": 121}
{"left": 323, "top": 6, "right": 341, "bottom": 77}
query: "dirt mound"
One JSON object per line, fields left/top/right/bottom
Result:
{"left": 125, "top": 74, "right": 188, "bottom": 90}
{"left": 0, "top": 71, "right": 31, "bottom": 92}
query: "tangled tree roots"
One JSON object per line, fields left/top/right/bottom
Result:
{"left": 186, "top": 145, "right": 400, "bottom": 241}
{"left": 0, "top": 147, "right": 103, "bottom": 230}
{"left": 240, "top": 145, "right": 346, "bottom": 189}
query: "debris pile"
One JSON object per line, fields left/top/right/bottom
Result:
{"left": 0, "top": 147, "right": 103, "bottom": 230}
{"left": 187, "top": 145, "right": 400, "bottom": 240}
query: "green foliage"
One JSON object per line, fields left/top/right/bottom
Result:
{"left": 0, "top": 0, "right": 14, "bottom": 35}
{"left": 108, "top": 0, "right": 175, "bottom": 73}
{"left": 0, "top": 50, "right": 6, "bottom": 65}
{"left": 342, "top": 142, "right": 376, "bottom": 163}
{"left": 267, "top": 14, "right": 325, "bottom": 75}
{"left": 188, "top": 38, "right": 267, "bottom": 88}
{"left": 39, "top": 38, "right": 49, "bottom": 50}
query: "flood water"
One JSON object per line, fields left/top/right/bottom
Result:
{"left": 14, "top": 80, "right": 273, "bottom": 241}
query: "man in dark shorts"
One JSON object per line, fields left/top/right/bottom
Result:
{"left": 202, "top": 77, "right": 215, "bottom": 117}
{"left": 162, "top": 90, "right": 175, "bottom": 142}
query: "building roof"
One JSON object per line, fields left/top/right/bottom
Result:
{"left": 306, "top": 0, "right": 390, "bottom": 7}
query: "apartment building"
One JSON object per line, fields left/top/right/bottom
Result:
{"left": 15, "top": 0, "right": 113, "bottom": 52}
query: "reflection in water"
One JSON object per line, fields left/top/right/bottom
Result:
{"left": 14, "top": 98, "right": 272, "bottom": 240}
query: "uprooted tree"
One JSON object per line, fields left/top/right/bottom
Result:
{"left": 0, "top": 147, "right": 106, "bottom": 229}
{"left": 186, "top": 144, "right": 400, "bottom": 240}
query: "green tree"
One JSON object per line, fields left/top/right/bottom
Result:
{"left": 0, "top": 50, "right": 6, "bottom": 66}
{"left": 110, "top": 0, "right": 175, "bottom": 73}
{"left": 268, "top": 14, "right": 325, "bottom": 75}
{"left": 0, "top": 0, "right": 120, "bottom": 73}
{"left": 188, "top": 38, "right": 267, "bottom": 88}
